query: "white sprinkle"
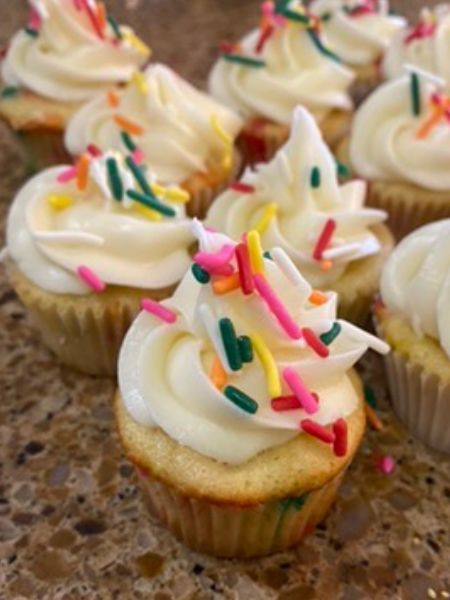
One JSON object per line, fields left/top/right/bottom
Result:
{"left": 338, "top": 320, "right": 390, "bottom": 355}
{"left": 191, "top": 218, "right": 208, "bottom": 249}
{"left": 322, "top": 242, "right": 361, "bottom": 261}
{"left": 271, "top": 247, "right": 311, "bottom": 295}
{"left": 404, "top": 64, "right": 446, "bottom": 89}
{"left": 198, "top": 304, "right": 233, "bottom": 375}
{"left": 33, "top": 231, "right": 105, "bottom": 246}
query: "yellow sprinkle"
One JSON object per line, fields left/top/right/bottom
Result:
{"left": 47, "top": 195, "right": 73, "bottom": 210}
{"left": 152, "top": 183, "right": 190, "bottom": 203}
{"left": 210, "top": 114, "right": 233, "bottom": 146}
{"left": 131, "top": 70, "right": 149, "bottom": 94}
{"left": 123, "top": 31, "right": 151, "bottom": 57}
{"left": 251, "top": 333, "right": 281, "bottom": 398}
{"left": 247, "top": 230, "right": 265, "bottom": 274}
{"left": 254, "top": 203, "right": 278, "bottom": 235}
{"left": 133, "top": 203, "right": 162, "bottom": 221}
{"left": 222, "top": 150, "right": 233, "bottom": 171}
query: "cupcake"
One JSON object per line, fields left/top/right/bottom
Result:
{"left": 310, "top": 0, "right": 406, "bottom": 101}
{"left": 65, "top": 64, "right": 243, "bottom": 219}
{"left": 376, "top": 219, "right": 450, "bottom": 453}
{"left": 208, "top": 0, "right": 355, "bottom": 165}
{"left": 383, "top": 4, "right": 450, "bottom": 83}
{"left": 207, "top": 106, "right": 393, "bottom": 324}
{"left": 344, "top": 72, "right": 450, "bottom": 240}
{"left": 0, "top": 0, "right": 150, "bottom": 171}
{"left": 4, "top": 150, "right": 195, "bottom": 375}
{"left": 115, "top": 223, "right": 389, "bottom": 557}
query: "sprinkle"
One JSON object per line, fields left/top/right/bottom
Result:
{"left": 320, "top": 322, "right": 341, "bottom": 346}
{"left": 254, "top": 203, "right": 277, "bottom": 235}
{"left": 132, "top": 148, "right": 144, "bottom": 165}
{"left": 210, "top": 264, "right": 235, "bottom": 277}
{"left": 107, "top": 90, "right": 120, "bottom": 108}
{"left": 47, "top": 195, "right": 73, "bottom": 210}
{"left": 152, "top": 185, "right": 190, "bottom": 204}
{"left": 281, "top": 8, "right": 310, "bottom": 24}
{"left": 106, "top": 157, "right": 123, "bottom": 201}
{"left": 96, "top": 2, "right": 107, "bottom": 30}
{"left": 77, "top": 265, "right": 106, "bottom": 293}
{"left": 364, "top": 383, "right": 377, "bottom": 408}
{"left": 336, "top": 160, "right": 350, "bottom": 178}
{"left": 28, "top": 8, "right": 42, "bottom": 31}
{"left": 310, "top": 166, "right": 321, "bottom": 188}
{"left": 125, "top": 156, "right": 152, "bottom": 195}
{"left": 247, "top": 230, "right": 265, "bottom": 274}
{"left": 365, "top": 403, "right": 384, "bottom": 431}
{"left": 1, "top": 86, "right": 19, "bottom": 99}
{"left": 123, "top": 31, "right": 151, "bottom": 56}
{"left": 222, "top": 54, "right": 266, "bottom": 68}
{"left": 219, "top": 318, "right": 242, "bottom": 371}
{"left": 24, "top": 27, "right": 39, "bottom": 37}
{"left": 219, "top": 41, "right": 238, "bottom": 54}
{"left": 320, "top": 259, "right": 333, "bottom": 271}
{"left": 235, "top": 243, "right": 255, "bottom": 295}
{"left": 107, "top": 15, "right": 123, "bottom": 40}
{"left": 210, "top": 115, "right": 232, "bottom": 146}
{"left": 307, "top": 29, "right": 341, "bottom": 63}
{"left": 194, "top": 244, "right": 235, "bottom": 272}
{"left": 417, "top": 105, "right": 445, "bottom": 139}
{"left": 229, "top": 181, "right": 255, "bottom": 193}
{"left": 283, "top": 368, "right": 318, "bottom": 415}
{"left": 333, "top": 419, "right": 348, "bottom": 457}
{"left": 80, "top": 0, "right": 104, "bottom": 39}
{"left": 251, "top": 333, "right": 282, "bottom": 398}
{"left": 302, "top": 327, "right": 330, "bottom": 358}
{"left": 339, "top": 319, "right": 390, "bottom": 354}
{"left": 301, "top": 419, "right": 335, "bottom": 444}
{"left": 313, "top": 218, "right": 337, "bottom": 261}
{"left": 76, "top": 154, "right": 90, "bottom": 191}
{"left": 126, "top": 189, "right": 175, "bottom": 217}
{"left": 271, "top": 395, "right": 301, "bottom": 412}
{"left": 377, "top": 455, "right": 396, "bottom": 475}
{"left": 191, "top": 263, "right": 210, "bottom": 284}
{"left": 212, "top": 274, "right": 240, "bottom": 295}
{"left": 271, "top": 247, "right": 310, "bottom": 293}
{"left": 309, "top": 290, "right": 327, "bottom": 306}
{"left": 132, "top": 70, "right": 149, "bottom": 94}
{"left": 133, "top": 203, "right": 162, "bottom": 221}
{"left": 140, "top": 298, "right": 177, "bottom": 323}
{"left": 57, "top": 167, "right": 77, "bottom": 184}
{"left": 224, "top": 386, "right": 258, "bottom": 414}
{"left": 238, "top": 335, "right": 253, "bottom": 363}
{"left": 87, "top": 143, "right": 102, "bottom": 157}
{"left": 255, "top": 23, "right": 274, "bottom": 53}
{"left": 114, "top": 114, "right": 144, "bottom": 136}
{"left": 121, "top": 131, "right": 137, "bottom": 152}
{"left": 210, "top": 355, "right": 227, "bottom": 389}
{"left": 263, "top": 250, "right": 272, "bottom": 260}
{"left": 410, "top": 72, "right": 421, "bottom": 116}
{"left": 254, "top": 274, "right": 302, "bottom": 340}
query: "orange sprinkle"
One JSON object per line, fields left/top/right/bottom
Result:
{"left": 212, "top": 273, "right": 240, "bottom": 295}
{"left": 210, "top": 355, "right": 227, "bottom": 389}
{"left": 309, "top": 290, "right": 328, "bottom": 306}
{"left": 320, "top": 260, "right": 333, "bottom": 272}
{"left": 113, "top": 114, "right": 144, "bottom": 136}
{"left": 97, "top": 2, "right": 107, "bottom": 30}
{"left": 107, "top": 90, "right": 119, "bottom": 108}
{"left": 417, "top": 106, "right": 445, "bottom": 139}
{"left": 365, "top": 403, "right": 384, "bottom": 431}
{"left": 76, "top": 154, "right": 90, "bottom": 191}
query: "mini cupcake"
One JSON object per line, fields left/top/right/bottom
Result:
{"left": 208, "top": 0, "right": 355, "bottom": 165}
{"left": 207, "top": 106, "right": 393, "bottom": 324}
{"left": 376, "top": 219, "right": 450, "bottom": 453}
{"left": 383, "top": 4, "right": 450, "bottom": 83}
{"left": 65, "top": 63, "right": 243, "bottom": 219}
{"left": 116, "top": 223, "right": 389, "bottom": 557}
{"left": 310, "top": 0, "right": 406, "bottom": 101}
{"left": 344, "top": 71, "right": 450, "bottom": 240}
{"left": 0, "top": 0, "right": 150, "bottom": 171}
{"left": 4, "top": 150, "right": 195, "bottom": 375}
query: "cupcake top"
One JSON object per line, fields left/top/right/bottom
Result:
{"left": 207, "top": 106, "right": 386, "bottom": 288}
{"left": 208, "top": 0, "right": 354, "bottom": 126}
{"left": 1, "top": 0, "right": 150, "bottom": 103}
{"left": 349, "top": 72, "right": 450, "bottom": 191}
{"left": 380, "top": 219, "right": 450, "bottom": 358}
{"left": 383, "top": 4, "right": 450, "bottom": 83}
{"left": 65, "top": 63, "right": 243, "bottom": 184}
{"left": 6, "top": 150, "right": 194, "bottom": 294}
{"left": 119, "top": 223, "right": 389, "bottom": 465}
{"left": 310, "top": 0, "right": 406, "bottom": 68}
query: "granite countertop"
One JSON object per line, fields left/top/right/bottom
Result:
{"left": 0, "top": 1, "right": 449, "bottom": 599}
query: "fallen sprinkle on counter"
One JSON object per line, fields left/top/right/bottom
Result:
{"left": 378, "top": 455, "right": 396, "bottom": 475}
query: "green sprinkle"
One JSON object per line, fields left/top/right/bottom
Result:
{"left": 279, "top": 494, "right": 309, "bottom": 511}
{"left": 310, "top": 166, "right": 321, "bottom": 188}
{"left": 106, "top": 157, "right": 123, "bottom": 201}
{"left": 336, "top": 160, "right": 350, "bottom": 178}
{"left": 307, "top": 29, "right": 341, "bottom": 63}
{"left": 219, "top": 318, "right": 242, "bottom": 371}
{"left": 126, "top": 189, "right": 176, "bottom": 217}
{"left": 107, "top": 15, "right": 123, "bottom": 40}
{"left": 281, "top": 9, "right": 310, "bottom": 24}
{"left": 320, "top": 11, "right": 332, "bottom": 22}
{"left": 1, "top": 86, "right": 19, "bottom": 99}
{"left": 274, "top": 0, "right": 291, "bottom": 14}
{"left": 121, "top": 131, "right": 137, "bottom": 153}
{"left": 364, "top": 383, "right": 377, "bottom": 409}
{"left": 191, "top": 263, "right": 210, "bottom": 284}
{"left": 410, "top": 72, "right": 421, "bottom": 116}
{"left": 222, "top": 54, "right": 266, "bottom": 68}
{"left": 24, "top": 27, "right": 39, "bottom": 38}
{"left": 238, "top": 335, "right": 253, "bottom": 363}
{"left": 320, "top": 322, "right": 341, "bottom": 346}
{"left": 125, "top": 155, "right": 152, "bottom": 196}
{"left": 224, "top": 385, "right": 258, "bottom": 414}
{"left": 263, "top": 250, "right": 273, "bottom": 260}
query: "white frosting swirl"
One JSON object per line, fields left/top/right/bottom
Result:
{"left": 2, "top": 0, "right": 150, "bottom": 102}
{"left": 349, "top": 75, "right": 450, "bottom": 191}
{"left": 380, "top": 219, "right": 450, "bottom": 358}
{"left": 119, "top": 224, "right": 389, "bottom": 464}
{"left": 208, "top": 2, "right": 354, "bottom": 125}
{"left": 65, "top": 63, "right": 243, "bottom": 184}
{"left": 310, "top": 0, "right": 406, "bottom": 67}
{"left": 207, "top": 106, "right": 386, "bottom": 288}
{"left": 7, "top": 154, "right": 194, "bottom": 294}
{"left": 383, "top": 5, "right": 450, "bottom": 83}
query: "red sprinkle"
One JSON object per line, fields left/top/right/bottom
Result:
{"left": 313, "top": 218, "right": 336, "bottom": 261}
{"left": 255, "top": 24, "right": 274, "bottom": 53}
{"left": 271, "top": 395, "right": 301, "bottom": 412}
{"left": 405, "top": 21, "right": 436, "bottom": 45}
{"left": 229, "top": 181, "right": 255, "bottom": 194}
{"left": 302, "top": 328, "right": 330, "bottom": 358}
{"left": 333, "top": 419, "right": 348, "bottom": 457}
{"left": 219, "top": 41, "right": 237, "bottom": 54}
{"left": 301, "top": 419, "right": 335, "bottom": 444}
{"left": 80, "top": 0, "right": 105, "bottom": 39}
{"left": 235, "top": 243, "right": 254, "bottom": 295}
{"left": 87, "top": 143, "right": 102, "bottom": 157}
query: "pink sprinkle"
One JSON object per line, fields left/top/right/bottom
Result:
{"left": 283, "top": 368, "right": 318, "bottom": 414}
{"left": 301, "top": 419, "right": 335, "bottom": 444}
{"left": 261, "top": 1, "right": 285, "bottom": 27}
{"left": 205, "top": 226, "right": 217, "bottom": 233}
{"left": 209, "top": 264, "right": 235, "bottom": 277}
{"left": 132, "top": 149, "right": 144, "bottom": 165}
{"left": 140, "top": 298, "right": 177, "bottom": 324}
{"left": 73, "top": 0, "right": 83, "bottom": 9}
{"left": 77, "top": 265, "right": 106, "bottom": 293}
{"left": 87, "top": 143, "right": 102, "bottom": 157}
{"left": 28, "top": 8, "right": 41, "bottom": 30}
{"left": 378, "top": 455, "right": 396, "bottom": 475}
{"left": 57, "top": 167, "right": 77, "bottom": 184}
{"left": 194, "top": 244, "right": 235, "bottom": 271}
{"left": 254, "top": 274, "right": 302, "bottom": 340}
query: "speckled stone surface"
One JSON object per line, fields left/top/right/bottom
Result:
{"left": 1, "top": 1, "right": 449, "bottom": 599}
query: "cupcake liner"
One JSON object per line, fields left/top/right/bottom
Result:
{"left": 15, "top": 129, "right": 72, "bottom": 174}
{"left": 136, "top": 467, "right": 346, "bottom": 558}
{"left": 10, "top": 267, "right": 174, "bottom": 376}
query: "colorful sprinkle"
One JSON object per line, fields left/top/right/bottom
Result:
{"left": 96, "top": 2, "right": 107, "bottom": 30}
{"left": 57, "top": 167, "right": 77, "bottom": 184}
{"left": 123, "top": 31, "right": 151, "bottom": 56}
{"left": 364, "top": 383, "right": 377, "bottom": 408}
{"left": 87, "top": 143, "right": 102, "bottom": 157}
{"left": 254, "top": 274, "right": 302, "bottom": 340}
{"left": 113, "top": 114, "right": 144, "bottom": 136}
{"left": 377, "top": 455, "right": 396, "bottom": 475}
{"left": 140, "top": 298, "right": 177, "bottom": 323}
{"left": 210, "top": 355, "right": 227, "bottom": 390}
{"left": 332, "top": 419, "right": 348, "bottom": 457}
{"left": 235, "top": 243, "right": 255, "bottom": 295}
{"left": 210, "top": 115, "right": 232, "bottom": 146}
{"left": 309, "top": 290, "right": 328, "bottom": 306}
{"left": 132, "top": 70, "right": 148, "bottom": 94}
{"left": 283, "top": 368, "right": 318, "bottom": 415}
{"left": 77, "top": 265, "right": 106, "bottom": 293}
{"left": 126, "top": 189, "right": 175, "bottom": 217}
{"left": 254, "top": 203, "right": 277, "bottom": 235}
{"left": 247, "top": 230, "right": 265, "bottom": 275}
{"left": 219, "top": 317, "right": 242, "bottom": 371}
{"left": 307, "top": 29, "right": 341, "bottom": 63}
{"left": 222, "top": 54, "right": 266, "bottom": 68}
{"left": 47, "top": 195, "right": 73, "bottom": 210}
{"left": 191, "top": 263, "right": 210, "bottom": 284}
{"left": 313, "top": 218, "right": 337, "bottom": 261}
{"left": 76, "top": 154, "right": 90, "bottom": 191}
{"left": 194, "top": 244, "right": 235, "bottom": 272}
{"left": 302, "top": 327, "right": 330, "bottom": 358}
{"left": 133, "top": 203, "right": 162, "bottom": 221}
{"left": 121, "top": 131, "right": 137, "bottom": 152}
{"left": 271, "top": 247, "right": 310, "bottom": 293}
{"left": 251, "top": 333, "right": 282, "bottom": 398}
{"left": 1, "top": 86, "right": 19, "bottom": 99}
{"left": 271, "top": 395, "right": 301, "bottom": 412}
{"left": 81, "top": 0, "right": 105, "bottom": 39}
{"left": 125, "top": 156, "right": 152, "bottom": 195}
{"left": 107, "top": 15, "right": 123, "bottom": 40}
{"left": 224, "top": 385, "right": 259, "bottom": 414}
{"left": 229, "top": 181, "right": 255, "bottom": 193}
{"left": 238, "top": 335, "right": 254, "bottom": 363}
{"left": 320, "top": 259, "right": 333, "bottom": 271}
{"left": 410, "top": 72, "right": 421, "bottom": 116}
{"left": 106, "top": 157, "right": 123, "bottom": 201}
{"left": 255, "top": 23, "right": 274, "bottom": 53}
{"left": 24, "top": 27, "right": 39, "bottom": 37}
{"left": 365, "top": 403, "right": 384, "bottom": 431}
{"left": 301, "top": 419, "right": 335, "bottom": 444}
{"left": 107, "top": 90, "right": 120, "bottom": 108}
{"left": 310, "top": 166, "right": 321, "bottom": 188}
{"left": 280, "top": 8, "right": 310, "bottom": 24}
{"left": 336, "top": 160, "right": 350, "bottom": 178}
{"left": 132, "top": 148, "right": 144, "bottom": 165}
{"left": 154, "top": 185, "right": 190, "bottom": 204}
{"left": 417, "top": 104, "right": 445, "bottom": 139}
{"left": 320, "top": 322, "right": 341, "bottom": 346}
{"left": 212, "top": 273, "right": 240, "bottom": 295}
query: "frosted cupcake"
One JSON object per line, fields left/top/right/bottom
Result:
{"left": 310, "top": 0, "right": 406, "bottom": 100}
{"left": 65, "top": 63, "right": 243, "bottom": 219}
{"left": 376, "top": 219, "right": 450, "bottom": 453}
{"left": 4, "top": 150, "right": 194, "bottom": 375}
{"left": 116, "top": 223, "right": 389, "bottom": 557}
{"left": 0, "top": 0, "right": 150, "bottom": 171}
{"left": 345, "top": 71, "right": 450, "bottom": 240}
{"left": 208, "top": 0, "right": 354, "bottom": 165}
{"left": 207, "top": 106, "right": 392, "bottom": 324}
